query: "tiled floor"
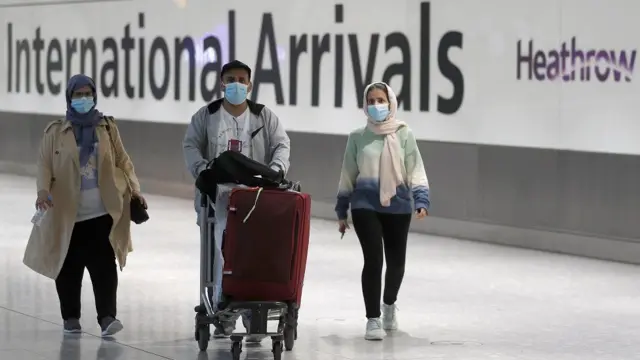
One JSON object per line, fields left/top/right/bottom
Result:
{"left": 1, "top": 174, "right": 640, "bottom": 359}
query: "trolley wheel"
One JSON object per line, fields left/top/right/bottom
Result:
{"left": 287, "top": 305, "right": 299, "bottom": 341}
{"left": 272, "top": 340, "right": 283, "bottom": 360}
{"left": 197, "top": 326, "right": 210, "bottom": 351}
{"left": 231, "top": 341, "right": 242, "bottom": 360}
{"left": 284, "top": 325, "right": 295, "bottom": 351}
{"left": 195, "top": 315, "right": 207, "bottom": 341}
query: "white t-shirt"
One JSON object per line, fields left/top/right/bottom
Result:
{"left": 77, "top": 143, "right": 108, "bottom": 222}
{"left": 211, "top": 107, "right": 252, "bottom": 305}
{"left": 220, "top": 107, "right": 251, "bottom": 156}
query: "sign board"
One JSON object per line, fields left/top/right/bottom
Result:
{"left": 0, "top": 0, "right": 637, "bottom": 154}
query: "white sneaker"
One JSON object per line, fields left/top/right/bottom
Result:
{"left": 213, "top": 317, "right": 236, "bottom": 338}
{"left": 213, "top": 327, "right": 229, "bottom": 338}
{"left": 242, "top": 315, "right": 266, "bottom": 343}
{"left": 364, "top": 318, "right": 385, "bottom": 341}
{"left": 382, "top": 304, "right": 398, "bottom": 331}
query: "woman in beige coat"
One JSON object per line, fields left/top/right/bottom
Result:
{"left": 23, "top": 74, "right": 146, "bottom": 337}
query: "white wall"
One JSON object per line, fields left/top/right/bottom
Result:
{"left": 0, "top": 0, "right": 638, "bottom": 154}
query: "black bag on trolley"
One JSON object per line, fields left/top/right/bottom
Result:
{"left": 195, "top": 150, "right": 297, "bottom": 201}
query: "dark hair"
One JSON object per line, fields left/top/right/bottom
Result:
{"left": 221, "top": 60, "right": 252, "bottom": 79}
{"left": 366, "top": 82, "right": 389, "bottom": 100}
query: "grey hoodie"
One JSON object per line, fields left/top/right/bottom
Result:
{"left": 182, "top": 98, "right": 291, "bottom": 215}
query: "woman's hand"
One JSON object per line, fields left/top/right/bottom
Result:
{"left": 35, "top": 190, "right": 53, "bottom": 211}
{"left": 416, "top": 208, "right": 428, "bottom": 219}
{"left": 338, "top": 219, "right": 350, "bottom": 237}
{"left": 132, "top": 191, "right": 148, "bottom": 209}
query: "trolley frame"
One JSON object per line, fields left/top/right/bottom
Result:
{"left": 193, "top": 184, "right": 300, "bottom": 359}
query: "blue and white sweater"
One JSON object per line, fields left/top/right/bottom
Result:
{"left": 335, "top": 126, "right": 430, "bottom": 220}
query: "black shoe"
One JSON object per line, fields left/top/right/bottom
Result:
{"left": 100, "top": 316, "right": 123, "bottom": 337}
{"left": 63, "top": 318, "right": 82, "bottom": 334}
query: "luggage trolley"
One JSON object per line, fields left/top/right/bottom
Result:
{"left": 193, "top": 155, "right": 302, "bottom": 360}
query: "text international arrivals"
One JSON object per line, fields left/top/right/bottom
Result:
{"left": 5, "top": 1, "right": 465, "bottom": 115}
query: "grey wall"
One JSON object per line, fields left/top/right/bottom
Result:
{"left": 2, "top": 112, "right": 640, "bottom": 264}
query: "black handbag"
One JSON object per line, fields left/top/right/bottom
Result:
{"left": 104, "top": 118, "right": 149, "bottom": 224}
{"left": 129, "top": 195, "right": 149, "bottom": 224}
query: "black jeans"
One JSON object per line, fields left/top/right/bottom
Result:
{"left": 351, "top": 209, "right": 412, "bottom": 319}
{"left": 55, "top": 215, "right": 117, "bottom": 324}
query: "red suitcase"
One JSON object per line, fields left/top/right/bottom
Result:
{"left": 222, "top": 187, "right": 311, "bottom": 306}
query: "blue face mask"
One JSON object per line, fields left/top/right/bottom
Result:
{"left": 70, "top": 97, "right": 95, "bottom": 114}
{"left": 367, "top": 104, "right": 390, "bottom": 122}
{"left": 224, "top": 82, "right": 248, "bottom": 105}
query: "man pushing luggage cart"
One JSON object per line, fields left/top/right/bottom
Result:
{"left": 182, "top": 59, "right": 291, "bottom": 341}
{"left": 182, "top": 61, "right": 310, "bottom": 359}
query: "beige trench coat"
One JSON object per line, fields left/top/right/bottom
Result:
{"left": 23, "top": 117, "right": 141, "bottom": 280}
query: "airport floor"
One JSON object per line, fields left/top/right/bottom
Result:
{"left": 1, "top": 174, "right": 640, "bottom": 360}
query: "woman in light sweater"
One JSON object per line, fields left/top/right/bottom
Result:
{"left": 335, "top": 82, "right": 430, "bottom": 340}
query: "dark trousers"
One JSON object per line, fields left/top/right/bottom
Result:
{"left": 55, "top": 215, "right": 117, "bottom": 323}
{"left": 351, "top": 209, "right": 412, "bottom": 319}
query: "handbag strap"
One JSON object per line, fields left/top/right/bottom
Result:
{"left": 103, "top": 116, "right": 133, "bottom": 194}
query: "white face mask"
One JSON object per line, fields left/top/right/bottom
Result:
{"left": 71, "top": 97, "right": 95, "bottom": 114}
{"left": 367, "top": 104, "right": 390, "bottom": 122}
{"left": 224, "top": 82, "right": 248, "bottom": 105}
